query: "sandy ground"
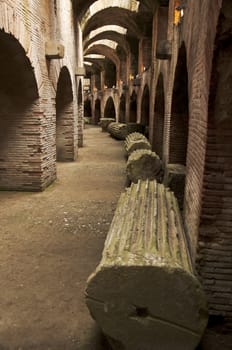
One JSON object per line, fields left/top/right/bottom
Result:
{"left": 0, "top": 126, "right": 126, "bottom": 350}
{"left": 0, "top": 125, "right": 231, "bottom": 350}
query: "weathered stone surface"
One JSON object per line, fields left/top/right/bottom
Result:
{"left": 108, "top": 122, "right": 128, "bottom": 140}
{"left": 126, "top": 149, "right": 162, "bottom": 183}
{"left": 108, "top": 123, "right": 147, "bottom": 140}
{"left": 164, "top": 163, "right": 186, "bottom": 209}
{"left": 125, "top": 132, "right": 151, "bottom": 156}
{"left": 125, "top": 132, "right": 147, "bottom": 142}
{"left": 86, "top": 180, "right": 208, "bottom": 350}
{"left": 126, "top": 122, "right": 145, "bottom": 135}
{"left": 45, "top": 41, "right": 65, "bottom": 59}
{"left": 99, "top": 118, "right": 115, "bottom": 132}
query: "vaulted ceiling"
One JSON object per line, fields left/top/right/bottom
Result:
{"left": 74, "top": 0, "right": 169, "bottom": 77}
{"left": 73, "top": 0, "right": 168, "bottom": 19}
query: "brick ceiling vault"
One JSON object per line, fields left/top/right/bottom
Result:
{"left": 78, "top": 0, "right": 162, "bottom": 77}
{"left": 84, "top": 31, "right": 130, "bottom": 55}
{"left": 73, "top": 0, "right": 164, "bottom": 19}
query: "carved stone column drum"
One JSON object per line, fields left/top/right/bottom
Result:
{"left": 85, "top": 180, "right": 208, "bottom": 350}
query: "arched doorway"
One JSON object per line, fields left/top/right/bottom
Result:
{"left": 198, "top": 1, "right": 232, "bottom": 329}
{"left": 104, "top": 97, "right": 116, "bottom": 119}
{"left": 105, "top": 59, "right": 116, "bottom": 88}
{"left": 56, "top": 67, "right": 74, "bottom": 161}
{"left": 119, "top": 94, "right": 126, "bottom": 123}
{"left": 0, "top": 30, "right": 40, "bottom": 190}
{"left": 129, "top": 91, "right": 137, "bottom": 123}
{"left": 153, "top": 74, "right": 165, "bottom": 159}
{"left": 84, "top": 98, "right": 92, "bottom": 118}
{"left": 94, "top": 98, "right": 101, "bottom": 124}
{"left": 169, "top": 44, "right": 189, "bottom": 165}
{"left": 141, "top": 84, "right": 150, "bottom": 137}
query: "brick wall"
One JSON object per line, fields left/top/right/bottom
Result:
{"left": 169, "top": 44, "right": 188, "bottom": 165}
{"left": 153, "top": 74, "right": 165, "bottom": 159}
{"left": 196, "top": 0, "right": 232, "bottom": 327}
{"left": 177, "top": 1, "right": 219, "bottom": 255}
{"left": 0, "top": 0, "right": 80, "bottom": 190}
{"left": 161, "top": 26, "right": 180, "bottom": 166}
{"left": 151, "top": 0, "right": 232, "bottom": 329}
{"left": 0, "top": 2, "right": 54, "bottom": 191}
{"left": 56, "top": 67, "right": 75, "bottom": 161}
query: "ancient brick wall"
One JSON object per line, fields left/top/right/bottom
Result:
{"left": 169, "top": 44, "right": 189, "bottom": 165}
{"left": 196, "top": 0, "right": 232, "bottom": 328}
{"left": 0, "top": 1, "right": 55, "bottom": 190}
{"left": 180, "top": 0, "right": 211, "bottom": 255}
{"left": 0, "top": 0, "right": 80, "bottom": 190}
{"left": 150, "top": 0, "right": 231, "bottom": 326}
{"left": 56, "top": 67, "right": 75, "bottom": 161}
{"left": 152, "top": 74, "right": 165, "bottom": 159}
{"left": 48, "top": 0, "right": 80, "bottom": 158}
{"left": 167, "top": 0, "right": 232, "bottom": 326}
{"left": 160, "top": 27, "right": 180, "bottom": 166}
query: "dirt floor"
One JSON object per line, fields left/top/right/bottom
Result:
{"left": 0, "top": 125, "right": 231, "bottom": 350}
{"left": 0, "top": 126, "right": 126, "bottom": 350}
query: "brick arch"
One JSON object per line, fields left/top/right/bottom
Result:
{"left": 141, "top": 84, "right": 150, "bottom": 137}
{"left": 82, "top": 8, "right": 141, "bottom": 39}
{"left": 197, "top": 0, "right": 232, "bottom": 329}
{"left": 56, "top": 66, "right": 75, "bottom": 161}
{"left": 104, "top": 96, "right": 116, "bottom": 119}
{"left": 153, "top": 73, "right": 165, "bottom": 159}
{"left": 119, "top": 94, "right": 126, "bottom": 123}
{"left": 0, "top": 29, "right": 44, "bottom": 191}
{"left": 169, "top": 42, "right": 189, "bottom": 165}
{"left": 0, "top": 5, "right": 43, "bottom": 93}
{"left": 129, "top": 90, "right": 137, "bottom": 122}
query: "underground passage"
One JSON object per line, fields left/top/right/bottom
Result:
{"left": 0, "top": 1, "right": 232, "bottom": 349}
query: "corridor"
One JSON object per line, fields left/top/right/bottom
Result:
{"left": 0, "top": 126, "right": 126, "bottom": 350}
{"left": 0, "top": 0, "right": 232, "bottom": 348}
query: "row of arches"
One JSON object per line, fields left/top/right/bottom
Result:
{"left": 0, "top": 30, "right": 83, "bottom": 190}
{"left": 85, "top": 3, "right": 232, "bottom": 323}
{"left": 0, "top": 0, "right": 230, "bottom": 328}
{"left": 85, "top": 43, "right": 189, "bottom": 167}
